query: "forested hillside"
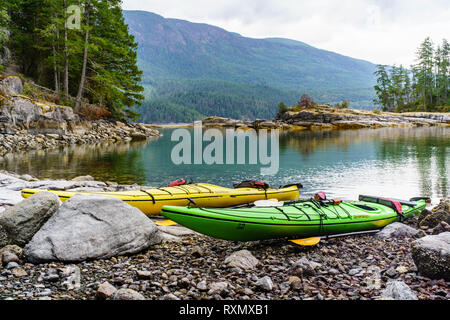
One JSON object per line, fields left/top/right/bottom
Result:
{"left": 123, "top": 10, "right": 378, "bottom": 122}
{"left": 374, "top": 37, "right": 450, "bottom": 113}
{"left": 0, "top": 1, "right": 144, "bottom": 120}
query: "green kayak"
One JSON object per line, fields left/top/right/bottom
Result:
{"left": 161, "top": 195, "right": 428, "bottom": 241}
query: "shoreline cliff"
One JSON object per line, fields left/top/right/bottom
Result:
{"left": 0, "top": 76, "right": 161, "bottom": 157}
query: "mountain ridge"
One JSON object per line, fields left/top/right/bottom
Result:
{"left": 123, "top": 10, "right": 378, "bottom": 122}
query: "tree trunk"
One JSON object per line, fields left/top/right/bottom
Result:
{"left": 63, "top": 0, "right": 69, "bottom": 97}
{"left": 75, "top": 5, "right": 89, "bottom": 111}
{"left": 52, "top": 44, "right": 59, "bottom": 94}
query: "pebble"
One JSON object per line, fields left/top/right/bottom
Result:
{"left": 2, "top": 251, "right": 20, "bottom": 265}
{"left": 196, "top": 280, "right": 208, "bottom": 291}
{"left": 385, "top": 268, "right": 399, "bottom": 278}
{"left": 6, "top": 262, "right": 20, "bottom": 269}
{"left": 255, "top": 276, "right": 273, "bottom": 291}
{"left": 96, "top": 282, "right": 117, "bottom": 300}
{"left": 111, "top": 288, "right": 146, "bottom": 301}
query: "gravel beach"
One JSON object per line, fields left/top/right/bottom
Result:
{"left": 1, "top": 221, "right": 448, "bottom": 301}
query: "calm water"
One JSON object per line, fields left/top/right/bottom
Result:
{"left": 1, "top": 127, "right": 449, "bottom": 203}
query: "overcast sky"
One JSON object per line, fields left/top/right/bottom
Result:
{"left": 122, "top": 0, "right": 450, "bottom": 66}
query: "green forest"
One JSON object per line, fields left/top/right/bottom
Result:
{"left": 374, "top": 37, "right": 450, "bottom": 112}
{"left": 139, "top": 79, "right": 301, "bottom": 123}
{"left": 0, "top": 0, "right": 144, "bottom": 120}
{"left": 138, "top": 79, "right": 376, "bottom": 123}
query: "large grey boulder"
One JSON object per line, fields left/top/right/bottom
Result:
{"left": 0, "top": 191, "right": 60, "bottom": 247}
{"left": 24, "top": 195, "right": 161, "bottom": 263}
{"left": 375, "top": 222, "right": 423, "bottom": 240}
{"left": 411, "top": 232, "right": 450, "bottom": 281}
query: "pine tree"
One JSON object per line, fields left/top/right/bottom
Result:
{"left": 390, "top": 65, "right": 406, "bottom": 110}
{"left": 81, "top": 0, "right": 144, "bottom": 118}
{"left": 437, "top": 39, "right": 450, "bottom": 105}
{"left": 34, "top": 0, "right": 64, "bottom": 93}
{"left": 402, "top": 67, "right": 412, "bottom": 106}
{"left": 414, "top": 37, "right": 434, "bottom": 111}
{"left": 374, "top": 65, "right": 393, "bottom": 111}
{"left": 75, "top": 0, "right": 91, "bottom": 111}
{"left": 0, "top": 2, "right": 10, "bottom": 71}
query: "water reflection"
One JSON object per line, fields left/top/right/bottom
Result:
{"left": 0, "top": 127, "right": 448, "bottom": 203}
{"left": 0, "top": 141, "right": 150, "bottom": 185}
{"left": 279, "top": 127, "right": 449, "bottom": 201}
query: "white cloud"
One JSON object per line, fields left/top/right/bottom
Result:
{"left": 122, "top": 0, "right": 450, "bottom": 66}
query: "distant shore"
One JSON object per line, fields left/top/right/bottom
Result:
{"left": 195, "top": 106, "right": 450, "bottom": 131}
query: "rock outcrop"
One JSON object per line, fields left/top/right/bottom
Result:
{"left": 200, "top": 106, "right": 450, "bottom": 131}
{"left": 0, "top": 76, "right": 161, "bottom": 157}
{"left": 418, "top": 199, "right": 450, "bottom": 230}
{"left": 23, "top": 195, "right": 162, "bottom": 263}
{"left": 275, "top": 106, "right": 450, "bottom": 130}
{"left": 411, "top": 232, "right": 450, "bottom": 281}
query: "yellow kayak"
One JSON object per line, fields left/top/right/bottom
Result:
{"left": 21, "top": 183, "right": 301, "bottom": 216}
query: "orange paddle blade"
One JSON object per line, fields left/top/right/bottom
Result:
{"left": 290, "top": 237, "right": 321, "bottom": 246}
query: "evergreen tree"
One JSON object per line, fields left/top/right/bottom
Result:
{"left": 0, "top": 3, "right": 10, "bottom": 71}
{"left": 373, "top": 65, "right": 393, "bottom": 111}
{"left": 374, "top": 37, "right": 449, "bottom": 112}
{"left": 414, "top": 37, "right": 434, "bottom": 110}
{"left": 436, "top": 39, "right": 450, "bottom": 105}
{"left": 402, "top": 67, "right": 412, "bottom": 106}
{"left": 80, "top": 0, "right": 144, "bottom": 119}
{"left": 2, "top": 0, "right": 144, "bottom": 120}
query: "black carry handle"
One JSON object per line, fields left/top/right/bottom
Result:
{"left": 234, "top": 180, "right": 270, "bottom": 189}
{"left": 187, "top": 198, "right": 197, "bottom": 207}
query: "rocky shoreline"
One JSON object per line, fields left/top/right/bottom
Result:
{"left": 0, "top": 171, "right": 449, "bottom": 301}
{"left": 200, "top": 106, "right": 450, "bottom": 131}
{"left": 0, "top": 76, "right": 161, "bottom": 157}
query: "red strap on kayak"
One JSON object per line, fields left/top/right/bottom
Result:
{"left": 168, "top": 179, "right": 186, "bottom": 187}
{"left": 380, "top": 198, "right": 403, "bottom": 214}
{"left": 254, "top": 181, "right": 267, "bottom": 188}
{"left": 314, "top": 192, "right": 327, "bottom": 201}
